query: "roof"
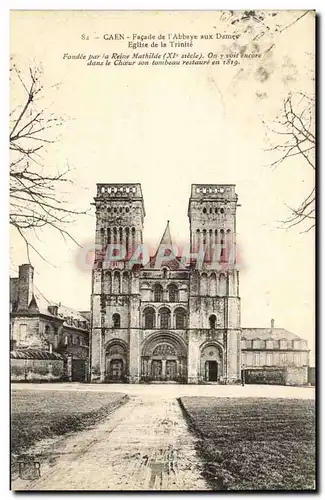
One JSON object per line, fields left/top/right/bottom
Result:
{"left": 79, "top": 311, "right": 91, "bottom": 321}
{"left": 11, "top": 349, "right": 65, "bottom": 360}
{"left": 159, "top": 221, "right": 173, "bottom": 247}
{"left": 145, "top": 221, "right": 183, "bottom": 270}
{"left": 12, "top": 284, "right": 89, "bottom": 330}
{"left": 242, "top": 328, "right": 303, "bottom": 341}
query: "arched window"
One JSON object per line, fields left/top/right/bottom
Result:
{"left": 168, "top": 284, "right": 179, "bottom": 302}
{"left": 144, "top": 308, "right": 155, "bottom": 329}
{"left": 175, "top": 308, "right": 187, "bottom": 329}
{"left": 113, "top": 270, "right": 120, "bottom": 294}
{"left": 112, "top": 313, "right": 121, "bottom": 328}
{"left": 200, "top": 273, "right": 208, "bottom": 295}
{"left": 219, "top": 273, "right": 226, "bottom": 296}
{"left": 160, "top": 308, "right": 171, "bottom": 329}
{"left": 122, "top": 272, "right": 129, "bottom": 294}
{"left": 209, "top": 314, "right": 217, "bottom": 329}
{"left": 163, "top": 268, "right": 168, "bottom": 279}
{"left": 154, "top": 283, "right": 163, "bottom": 302}
{"left": 209, "top": 273, "right": 217, "bottom": 296}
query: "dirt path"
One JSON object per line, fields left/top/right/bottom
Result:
{"left": 12, "top": 395, "right": 209, "bottom": 491}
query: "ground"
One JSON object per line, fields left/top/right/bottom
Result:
{"left": 180, "top": 396, "right": 315, "bottom": 490}
{"left": 11, "top": 383, "right": 315, "bottom": 491}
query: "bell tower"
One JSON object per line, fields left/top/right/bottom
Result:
{"left": 94, "top": 183, "right": 145, "bottom": 268}
{"left": 90, "top": 183, "right": 145, "bottom": 383}
{"left": 187, "top": 184, "right": 241, "bottom": 384}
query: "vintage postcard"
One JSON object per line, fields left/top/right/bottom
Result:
{"left": 10, "top": 10, "right": 315, "bottom": 491}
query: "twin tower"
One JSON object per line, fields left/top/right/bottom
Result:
{"left": 90, "top": 183, "right": 241, "bottom": 384}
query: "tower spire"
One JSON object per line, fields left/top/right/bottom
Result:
{"left": 158, "top": 220, "right": 172, "bottom": 248}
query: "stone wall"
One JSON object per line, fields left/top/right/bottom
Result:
{"left": 285, "top": 366, "right": 308, "bottom": 386}
{"left": 11, "top": 358, "right": 65, "bottom": 382}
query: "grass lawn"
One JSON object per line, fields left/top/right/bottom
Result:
{"left": 11, "top": 390, "right": 128, "bottom": 456}
{"left": 179, "top": 397, "right": 315, "bottom": 491}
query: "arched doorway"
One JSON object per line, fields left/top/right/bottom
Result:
{"left": 200, "top": 342, "right": 224, "bottom": 383}
{"left": 105, "top": 340, "right": 127, "bottom": 382}
{"left": 141, "top": 332, "right": 187, "bottom": 383}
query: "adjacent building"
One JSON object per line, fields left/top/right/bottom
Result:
{"left": 10, "top": 263, "right": 90, "bottom": 381}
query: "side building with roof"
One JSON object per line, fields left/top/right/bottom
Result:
{"left": 10, "top": 263, "right": 90, "bottom": 382}
{"left": 241, "top": 319, "right": 310, "bottom": 385}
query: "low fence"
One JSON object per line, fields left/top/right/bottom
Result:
{"left": 242, "top": 366, "right": 309, "bottom": 386}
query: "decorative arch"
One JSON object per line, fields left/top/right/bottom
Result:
{"left": 105, "top": 338, "right": 128, "bottom": 353}
{"left": 143, "top": 306, "right": 156, "bottom": 329}
{"left": 141, "top": 331, "right": 187, "bottom": 357}
{"left": 153, "top": 283, "right": 163, "bottom": 302}
{"left": 199, "top": 340, "right": 224, "bottom": 383}
{"left": 200, "top": 339, "right": 224, "bottom": 354}
{"left": 174, "top": 307, "right": 187, "bottom": 329}
{"left": 158, "top": 306, "right": 171, "bottom": 329}
{"left": 105, "top": 338, "right": 128, "bottom": 382}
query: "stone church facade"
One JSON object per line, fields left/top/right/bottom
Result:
{"left": 90, "top": 183, "right": 241, "bottom": 384}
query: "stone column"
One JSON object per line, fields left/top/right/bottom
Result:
{"left": 100, "top": 330, "right": 106, "bottom": 382}
{"left": 129, "top": 292, "right": 141, "bottom": 383}
{"left": 162, "top": 359, "right": 166, "bottom": 378}
{"left": 187, "top": 332, "right": 199, "bottom": 384}
{"left": 142, "top": 358, "right": 148, "bottom": 377}
{"left": 176, "top": 359, "right": 180, "bottom": 378}
{"left": 225, "top": 329, "right": 241, "bottom": 383}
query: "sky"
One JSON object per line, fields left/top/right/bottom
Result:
{"left": 10, "top": 10, "right": 315, "bottom": 361}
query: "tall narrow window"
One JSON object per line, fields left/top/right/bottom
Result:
{"left": 168, "top": 284, "right": 178, "bottom": 302}
{"left": 160, "top": 308, "right": 171, "bottom": 329}
{"left": 154, "top": 283, "right": 163, "bottom": 302}
{"left": 175, "top": 308, "right": 186, "bottom": 329}
{"left": 144, "top": 308, "right": 155, "bottom": 329}
{"left": 219, "top": 273, "right": 226, "bottom": 296}
{"left": 209, "top": 314, "right": 217, "bottom": 329}
{"left": 113, "top": 271, "right": 120, "bottom": 294}
{"left": 112, "top": 313, "right": 121, "bottom": 328}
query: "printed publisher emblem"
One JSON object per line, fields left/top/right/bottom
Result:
{"left": 18, "top": 459, "right": 41, "bottom": 480}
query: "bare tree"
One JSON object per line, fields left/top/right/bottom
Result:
{"left": 264, "top": 91, "right": 315, "bottom": 232}
{"left": 10, "top": 62, "right": 87, "bottom": 262}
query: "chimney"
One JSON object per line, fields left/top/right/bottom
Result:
{"left": 271, "top": 318, "right": 275, "bottom": 333}
{"left": 17, "top": 264, "right": 34, "bottom": 311}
